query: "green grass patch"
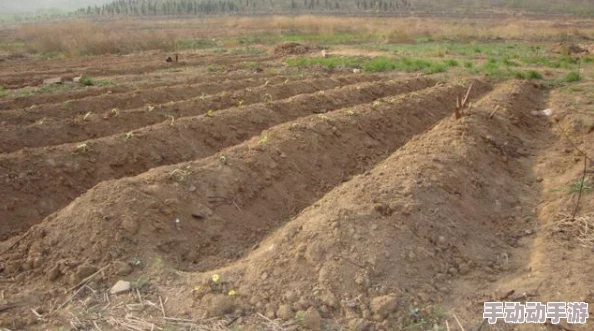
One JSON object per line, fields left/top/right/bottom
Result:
{"left": 521, "top": 55, "right": 579, "bottom": 69}
{"left": 176, "top": 38, "right": 218, "bottom": 50}
{"left": 286, "top": 56, "right": 459, "bottom": 74}
{"left": 560, "top": 72, "right": 582, "bottom": 83}
{"left": 80, "top": 76, "right": 95, "bottom": 86}
{"left": 376, "top": 42, "right": 537, "bottom": 59}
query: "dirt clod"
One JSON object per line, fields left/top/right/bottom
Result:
{"left": 276, "top": 304, "right": 294, "bottom": 320}
{"left": 46, "top": 265, "right": 62, "bottom": 281}
{"left": 302, "top": 307, "right": 323, "bottom": 330}
{"left": 369, "top": 295, "right": 398, "bottom": 321}
{"left": 71, "top": 263, "right": 98, "bottom": 283}
{"left": 113, "top": 261, "right": 133, "bottom": 276}
{"left": 206, "top": 294, "right": 236, "bottom": 317}
{"left": 271, "top": 42, "right": 310, "bottom": 56}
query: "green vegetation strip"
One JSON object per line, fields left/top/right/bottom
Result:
{"left": 286, "top": 56, "right": 459, "bottom": 74}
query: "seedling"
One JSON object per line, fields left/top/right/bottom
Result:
{"left": 569, "top": 179, "right": 593, "bottom": 194}
{"left": 258, "top": 133, "right": 269, "bottom": 145}
{"left": 236, "top": 99, "right": 245, "bottom": 107}
{"left": 167, "top": 115, "right": 175, "bottom": 126}
{"left": 122, "top": 131, "right": 133, "bottom": 140}
{"left": 74, "top": 142, "right": 90, "bottom": 154}
{"left": 111, "top": 108, "right": 120, "bottom": 117}
{"left": 219, "top": 155, "right": 228, "bottom": 165}
{"left": 169, "top": 167, "right": 191, "bottom": 182}
{"left": 83, "top": 112, "right": 92, "bottom": 121}
{"left": 262, "top": 93, "right": 273, "bottom": 102}
{"left": 147, "top": 105, "right": 155, "bottom": 112}
{"left": 372, "top": 100, "right": 382, "bottom": 110}
{"left": 206, "top": 110, "right": 215, "bottom": 117}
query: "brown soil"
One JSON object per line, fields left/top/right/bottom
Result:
{"left": 0, "top": 75, "right": 427, "bottom": 240}
{"left": 0, "top": 74, "right": 380, "bottom": 153}
{"left": 0, "top": 52, "right": 275, "bottom": 89}
{"left": 0, "top": 71, "right": 288, "bottom": 111}
{"left": 1, "top": 52, "right": 593, "bottom": 331}
{"left": 271, "top": 42, "right": 311, "bottom": 56}
{"left": 0, "top": 79, "right": 490, "bottom": 316}
{"left": 0, "top": 75, "right": 293, "bottom": 126}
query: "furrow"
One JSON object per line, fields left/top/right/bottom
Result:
{"left": 0, "top": 74, "right": 381, "bottom": 153}
{"left": 0, "top": 76, "right": 431, "bottom": 239}
{"left": 0, "top": 79, "right": 491, "bottom": 275}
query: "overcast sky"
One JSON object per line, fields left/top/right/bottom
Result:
{"left": 0, "top": 0, "right": 112, "bottom": 14}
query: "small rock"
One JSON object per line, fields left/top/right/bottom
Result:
{"left": 113, "top": 261, "right": 133, "bottom": 276}
{"left": 277, "top": 304, "right": 294, "bottom": 321}
{"left": 302, "top": 307, "right": 323, "bottom": 330}
{"left": 438, "top": 236, "right": 446, "bottom": 244}
{"left": 370, "top": 295, "right": 398, "bottom": 321}
{"left": 110, "top": 280, "right": 131, "bottom": 294}
{"left": 73, "top": 76, "right": 82, "bottom": 83}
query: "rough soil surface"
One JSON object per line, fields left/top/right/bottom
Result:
{"left": 0, "top": 74, "right": 381, "bottom": 153}
{"left": 271, "top": 42, "right": 311, "bottom": 56}
{"left": 0, "top": 75, "right": 430, "bottom": 239}
{"left": 1, "top": 51, "right": 593, "bottom": 331}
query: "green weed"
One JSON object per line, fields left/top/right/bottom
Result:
{"left": 569, "top": 179, "right": 593, "bottom": 194}
{"left": 560, "top": 72, "right": 582, "bottom": 83}
{"left": 80, "top": 76, "right": 95, "bottom": 86}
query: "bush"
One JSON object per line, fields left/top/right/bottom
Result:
{"left": 80, "top": 76, "right": 94, "bottom": 86}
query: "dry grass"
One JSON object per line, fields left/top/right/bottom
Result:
{"left": 15, "top": 20, "right": 178, "bottom": 56}
{"left": 551, "top": 213, "right": 594, "bottom": 248}
{"left": 4, "top": 16, "right": 594, "bottom": 57}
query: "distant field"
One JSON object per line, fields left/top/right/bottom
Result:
{"left": 0, "top": 13, "right": 593, "bottom": 331}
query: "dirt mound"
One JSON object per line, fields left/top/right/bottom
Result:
{"left": 0, "top": 75, "right": 421, "bottom": 240}
{"left": 271, "top": 42, "right": 310, "bottom": 56}
{"left": 551, "top": 42, "right": 590, "bottom": 55}
{"left": 1, "top": 78, "right": 559, "bottom": 331}
{"left": 0, "top": 79, "right": 488, "bottom": 279}
{"left": 181, "top": 81, "right": 548, "bottom": 327}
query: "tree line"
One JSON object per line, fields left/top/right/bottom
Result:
{"left": 74, "top": 0, "right": 412, "bottom": 16}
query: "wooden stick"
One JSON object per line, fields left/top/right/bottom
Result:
{"left": 67, "top": 264, "right": 110, "bottom": 292}
{"left": 56, "top": 285, "right": 87, "bottom": 311}
{"left": 159, "top": 296, "right": 167, "bottom": 318}
{"left": 461, "top": 83, "right": 474, "bottom": 108}
{"left": 453, "top": 313, "right": 466, "bottom": 331}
